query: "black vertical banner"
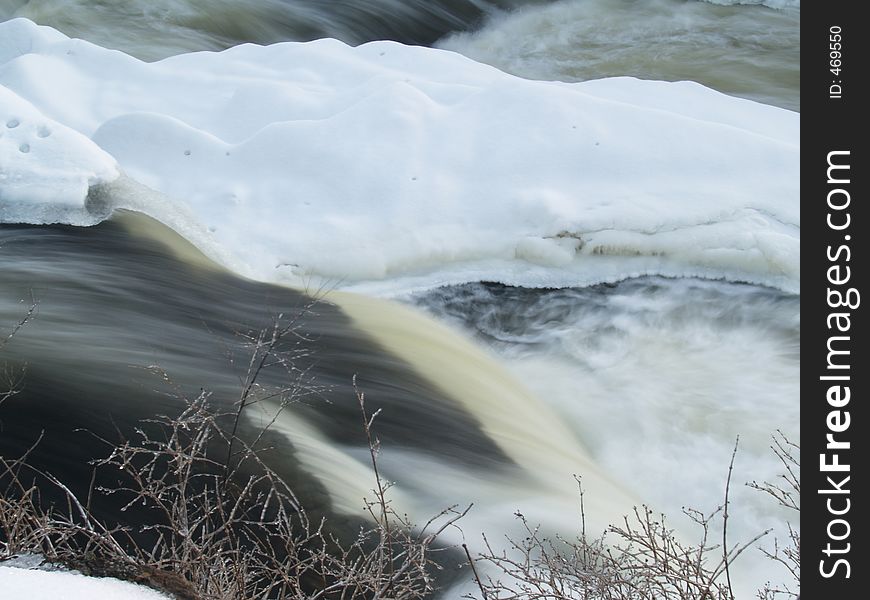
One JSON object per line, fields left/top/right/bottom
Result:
{"left": 804, "top": 3, "right": 867, "bottom": 598}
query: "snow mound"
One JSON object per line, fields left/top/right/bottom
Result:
{"left": 0, "top": 18, "right": 798, "bottom": 293}
{"left": 0, "top": 85, "right": 117, "bottom": 221}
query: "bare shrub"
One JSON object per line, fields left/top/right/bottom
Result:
{"left": 468, "top": 505, "right": 753, "bottom": 599}
{"left": 466, "top": 438, "right": 800, "bottom": 600}
{"left": 749, "top": 432, "right": 799, "bottom": 600}
{"left": 0, "top": 309, "right": 465, "bottom": 599}
{"left": 0, "top": 301, "right": 800, "bottom": 600}
{"left": 0, "top": 386, "right": 465, "bottom": 599}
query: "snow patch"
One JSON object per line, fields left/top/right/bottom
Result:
{"left": 0, "top": 566, "right": 171, "bottom": 600}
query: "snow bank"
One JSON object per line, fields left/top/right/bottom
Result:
{"left": 0, "top": 85, "right": 117, "bottom": 221}
{"left": 0, "top": 18, "right": 799, "bottom": 293}
{"left": 0, "top": 566, "right": 170, "bottom": 600}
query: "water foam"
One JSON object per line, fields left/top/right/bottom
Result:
{"left": 414, "top": 278, "right": 800, "bottom": 597}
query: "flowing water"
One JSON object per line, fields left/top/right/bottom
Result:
{"left": 0, "top": 0, "right": 799, "bottom": 109}
{"left": 0, "top": 0, "right": 799, "bottom": 596}
{"left": 0, "top": 0, "right": 537, "bottom": 57}
{"left": 413, "top": 280, "right": 799, "bottom": 540}
{"left": 0, "top": 212, "right": 644, "bottom": 587}
{"left": 438, "top": 0, "right": 800, "bottom": 110}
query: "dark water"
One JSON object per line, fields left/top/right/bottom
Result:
{"left": 413, "top": 279, "right": 801, "bottom": 355}
{"left": 0, "top": 0, "right": 547, "bottom": 59}
{"left": 0, "top": 214, "right": 510, "bottom": 537}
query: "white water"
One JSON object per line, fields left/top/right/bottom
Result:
{"left": 266, "top": 290, "right": 645, "bottom": 564}
{"left": 415, "top": 279, "right": 799, "bottom": 518}
{"left": 439, "top": 0, "right": 799, "bottom": 110}
{"left": 414, "top": 278, "right": 799, "bottom": 597}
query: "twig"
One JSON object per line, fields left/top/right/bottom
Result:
{"left": 463, "top": 543, "right": 487, "bottom": 600}
{"left": 0, "top": 292, "right": 38, "bottom": 350}
{"left": 723, "top": 436, "right": 739, "bottom": 600}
